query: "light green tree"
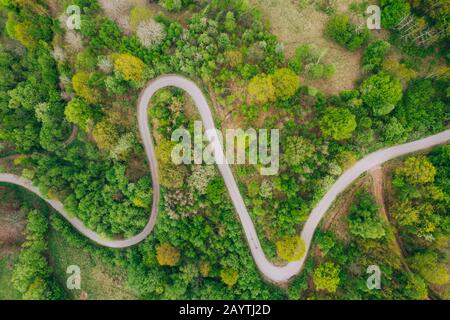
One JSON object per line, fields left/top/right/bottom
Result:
{"left": 276, "top": 235, "right": 306, "bottom": 262}
{"left": 313, "top": 262, "right": 341, "bottom": 293}
{"left": 320, "top": 107, "right": 357, "bottom": 141}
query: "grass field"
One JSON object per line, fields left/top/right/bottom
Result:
{"left": 250, "top": 0, "right": 367, "bottom": 95}
{"left": 48, "top": 228, "right": 136, "bottom": 300}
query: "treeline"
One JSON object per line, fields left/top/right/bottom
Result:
{"left": 12, "top": 208, "right": 64, "bottom": 300}
{"left": 391, "top": 146, "right": 450, "bottom": 294}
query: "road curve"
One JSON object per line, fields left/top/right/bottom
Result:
{"left": 1, "top": 74, "right": 449, "bottom": 283}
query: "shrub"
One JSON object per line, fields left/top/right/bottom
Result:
{"left": 409, "top": 252, "right": 450, "bottom": 286}
{"left": 382, "top": 59, "right": 417, "bottom": 83}
{"left": 325, "top": 15, "right": 369, "bottom": 51}
{"left": 284, "top": 136, "right": 315, "bottom": 166}
{"left": 14, "top": 22, "right": 37, "bottom": 49}
{"left": 160, "top": 0, "right": 183, "bottom": 12}
{"left": 98, "top": 19, "right": 122, "bottom": 50}
{"left": 92, "top": 120, "right": 119, "bottom": 151}
{"left": 396, "top": 156, "right": 436, "bottom": 185}
{"left": 105, "top": 73, "right": 129, "bottom": 95}
{"left": 75, "top": 49, "right": 98, "bottom": 71}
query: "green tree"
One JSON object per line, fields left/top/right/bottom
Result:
{"left": 348, "top": 191, "right": 386, "bottom": 240}
{"left": 220, "top": 268, "right": 239, "bottom": 287}
{"left": 361, "top": 72, "right": 403, "bottom": 116}
{"left": 396, "top": 156, "right": 436, "bottom": 185}
{"left": 320, "top": 107, "right": 357, "bottom": 141}
{"left": 156, "top": 243, "right": 181, "bottom": 266}
{"left": 325, "top": 15, "right": 369, "bottom": 50}
{"left": 405, "top": 274, "right": 428, "bottom": 300}
{"left": 113, "top": 53, "right": 146, "bottom": 82}
{"left": 313, "top": 262, "right": 341, "bottom": 293}
{"left": 156, "top": 139, "right": 188, "bottom": 189}
{"left": 276, "top": 236, "right": 306, "bottom": 262}
{"left": 92, "top": 120, "right": 119, "bottom": 151}
{"left": 72, "top": 72, "right": 99, "bottom": 104}
{"left": 272, "top": 68, "right": 300, "bottom": 101}
{"left": 224, "top": 11, "right": 236, "bottom": 33}
{"left": 362, "top": 40, "right": 391, "bottom": 72}
{"left": 283, "top": 136, "right": 315, "bottom": 166}
{"left": 64, "top": 98, "right": 95, "bottom": 130}
{"left": 380, "top": 0, "right": 411, "bottom": 29}
{"left": 409, "top": 252, "right": 450, "bottom": 286}
{"left": 248, "top": 74, "right": 275, "bottom": 105}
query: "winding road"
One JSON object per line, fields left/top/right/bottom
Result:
{"left": 1, "top": 74, "right": 449, "bottom": 283}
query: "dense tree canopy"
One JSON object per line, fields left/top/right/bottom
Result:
{"left": 320, "top": 107, "right": 357, "bottom": 141}
{"left": 348, "top": 191, "right": 386, "bottom": 240}
{"left": 313, "top": 262, "right": 341, "bottom": 293}
{"left": 361, "top": 72, "right": 403, "bottom": 116}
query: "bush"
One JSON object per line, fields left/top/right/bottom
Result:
{"left": 348, "top": 191, "right": 386, "bottom": 240}
{"left": 409, "top": 252, "right": 450, "bottom": 286}
{"left": 98, "top": 19, "right": 122, "bottom": 50}
{"left": 160, "top": 0, "right": 183, "bottom": 12}
{"left": 75, "top": 49, "right": 98, "bottom": 71}
{"left": 307, "top": 63, "right": 335, "bottom": 79}
{"left": 325, "top": 15, "right": 369, "bottom": 51}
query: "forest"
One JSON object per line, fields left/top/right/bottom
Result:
{"left": 0, "top": 0, "right": 448, "bottom": 300}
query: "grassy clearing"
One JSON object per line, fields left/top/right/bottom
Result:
{"left": 250, "top": 0, "right": 368, "bottom": 94}
{"left": 48, "top": 228, "right": 136, "bottom": 300}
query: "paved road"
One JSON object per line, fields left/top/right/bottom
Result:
{"left": 1, "top": 74, "right": 449, "bottom": 283}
